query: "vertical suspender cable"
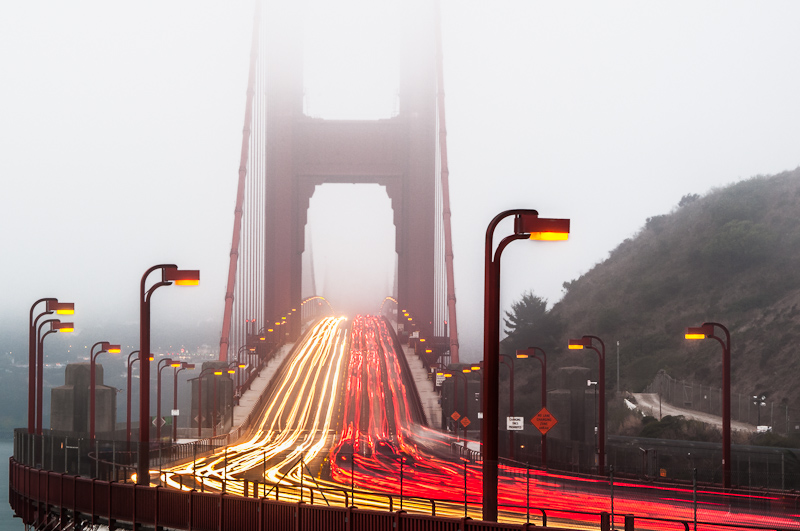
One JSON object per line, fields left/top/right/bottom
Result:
{"left": 434, "top": 0, "right": 459, "bottom": 364}
{"left": 219, "top": 0, "right": 262, "bottom": 361}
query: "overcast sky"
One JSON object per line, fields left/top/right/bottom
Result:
{"left": 1, "top": 1, "right": 799, "bottom": 363}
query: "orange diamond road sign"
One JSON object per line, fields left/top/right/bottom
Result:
{"left": 451, "top": 411, "right": 461, "bottom": 421}
{"left": 531, "top": 407, "right": 558, "bottom": 434}
{"left": 460, "top": 417, "right": 471, "bottom": 427}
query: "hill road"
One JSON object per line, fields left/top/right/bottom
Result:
{"left": 631, "top": 393, "right": 757, "bottom": 432}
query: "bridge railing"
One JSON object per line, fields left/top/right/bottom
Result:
{"left": 13, "top": 428, "right": 232, "bottom": 481}
{"left": 9, "top": 458, "right": 548, "bottom": 531}
{"left": 14, "top": 456, "right": 800, "bottom": 531}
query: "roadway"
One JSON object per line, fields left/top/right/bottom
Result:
{"left": 153, "top": 314, "right": 799, "bottom": 530}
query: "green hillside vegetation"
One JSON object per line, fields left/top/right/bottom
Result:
{"left": 500, "top": 167, "right": 800, "bottom": 434}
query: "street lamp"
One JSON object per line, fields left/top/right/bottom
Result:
{"left": 438, "top": 370, "right": 470, "bottom": 440}
{"left": 90, "top": 341, "right": 121, "bottom": 441}
{"left": 588, "top": 379, "right": 598, "bottom": 464}
{"left": 36, "top": 319, "right": 73, "bottom": 434}
{"left": 192, "top": 367, "right": 218, "bottom": 438}
{"left": 156, "top": 358, "right": 180, "bottom": 441}
{"left": 138, "top": 264, "right": 199, "bottom": 485}
{"left": 173, "top": 362, "right": 195, "bottom": 441}
{"left": 211, "top": 369, "right": 235, "bottom": 437}
{"left": 482, "top": 209, "right": 569, "bottom": 522}
{"left": 753, "top": 394, "right": 766, "bottom": 427}
{"left": 499, "top": 354, "right": 517, "bottom": 460}
{"left": 568, "top": 335, "right": 606, "bottom": 475}
{"left": 126, "top": 351, "right": 154, "bottom": 445}
{"left": 517, "top": 347, "right": 547, "bottom": 467}
{"left": 29, "top": 299, "right": 74, "bottom": 434}
{"left": 685, "top": 322, "right": 731, "bottom": 489}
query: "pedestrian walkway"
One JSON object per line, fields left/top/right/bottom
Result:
{"left": 402, "top": 342, "right": 442, "bottom": 429}
{"left": 232, "top": 343, "right": 295, "bottom": 426}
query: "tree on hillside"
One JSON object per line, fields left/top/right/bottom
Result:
{"left": 501, "top": 291, "right": 564, "bottom": 354}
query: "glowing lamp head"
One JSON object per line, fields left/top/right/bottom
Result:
{"left": 471, "top": 365, "right": 481, "bottom": 371}
{"left": 47, "top": 301, "right": 75, "bottom": 315}
{"left": 425, "top": 349, "right": 432, "bottom": 353}
{"left": 213, "top": 371, "right": 223, "bottom": 376}
{"left": 529, "top": 231, "right": 569, "bottom": 241}
{"left": 148, "top": 355, "right": 155, "bottom": 361}
{"left": 98, "top": 341, "right": 116, "bottom": 352}
{"left": 238, "top": 363, "right": 246, "bottom": 369}
{"left": 444, "top": 373, "right": 453, "bottom": 378}
{"left": 107, "top": 344, "right": 122, "bottom": 354}
{"left": 164, "top": 267, "right": 200, "bottom": 286}
{"left": 54, "top": 322, "right": 74, "bottom": 333}
{"left": 685, "top": 325, "right": 713, "bottom": 340}
{"left": 514, "top": 214, "right": 570, "bottom": 241}
{"left": 227, "top": 369, "right": 236, "bottom": 374}
{"left": 419, "top": 338, "right": 426, "bottom": 342}
{"left": 435, "top": 372, "right": 444, "bottom": 377}
{"left": 170, "top": 362, "right": 181, "bottom": 368}
{"left": 267, "top": 328, "right": 273, "bottom": 333}
{"left": 462, "top": 368, "right": 471, "bottom": 373}
{"left": 516, "top": 348, "right": 536, "bottom": 359}
{"left": 569, "top": 338, "right": 591, "bottom": 350}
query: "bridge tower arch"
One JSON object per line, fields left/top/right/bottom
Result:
{"left": 263, "top": 1, "right": 438, "bottom": 340}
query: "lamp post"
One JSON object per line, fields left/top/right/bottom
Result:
{"left": 235, "top": 345, "right": 247, "bottom": 391}
{"left": 138, "top": 264, "right": 199, "bottom": 485}
{"left": 36, "top": 319, "right": 74, "bottom": 434}
{"left": 90, "top": 341, "right": 121, "bottom": 441}
{"left": 156, "top": 358, "right": 179, "bottom": 441}
{"left": 499, "top": 354, "right": 516, "bottom": 460}
{"left": 29, "top": 299, "right": 74, "bottom": 434}
{"left": 211, "top": 369, "right": 231, "bottom": 437}
{"left": 192, "top": 367, "right": 217, "bottom": 438}
{"left": 588, "top": 379, "right": 598, "bottom": 465}
{"left": 568, "top": 335, "right": 606, "bottom": 475}
{"left": 482, "top": 209, "right": 569, "bottom": 522}
{"left": 685, "top": 322, "right": 731, "bottom": 489}
{"left": 173, "top": 362, "right": 195, "bottom": 442}
{"left": 517, "top": 347, "right": 547, "bottom": 467}
{"left": 469, "top": 363, "right": 483, "bottom": 434}
{"left": 440, "top": 370, "right": 470, "bottom": 440}
{"left": 126, "top": 350, "right": 147, "bottom": 445}
{"left": 753, "top": 394, "right": 766, "bottom": 427}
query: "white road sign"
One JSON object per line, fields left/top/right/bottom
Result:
{"left": 507, "top": 416, "right": 524, "bottom": 431}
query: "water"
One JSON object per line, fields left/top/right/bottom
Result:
{"left": 0, "top": 439, "right": 23, "bottom": 530}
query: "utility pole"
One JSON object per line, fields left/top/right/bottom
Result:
{"left": 616, "top": 340, "right": 620, "bottom": 394}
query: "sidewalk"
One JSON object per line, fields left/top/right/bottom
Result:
{"left": 232, "top": 343, "right": 295, "bottom": 426}
{"left": 401, "top": 342, "right": 442, "bottom": 429}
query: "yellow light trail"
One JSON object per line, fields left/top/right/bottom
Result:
{"left": 159, "top": 317, "right": 349, "bottom": 498}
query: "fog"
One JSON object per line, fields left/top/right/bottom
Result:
{"left": 1, "top": 1, "right": 799, "bottom": 365}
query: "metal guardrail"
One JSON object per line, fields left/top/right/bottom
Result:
{"left": 8, "top": 459, "right": 554, "bottom": 531}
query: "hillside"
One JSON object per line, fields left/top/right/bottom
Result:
{"left": 502, "top": 167, "right": 800, "bottom": 411}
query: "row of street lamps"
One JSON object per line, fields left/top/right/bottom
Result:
{"left": 27, "top": 264, "right": 200, "bottom": 486}
{"left": 28, "top": 299, "right": 75, "bottom": 436}
{"left": 480, "top": 208, "right": 737, "bottom": 521}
